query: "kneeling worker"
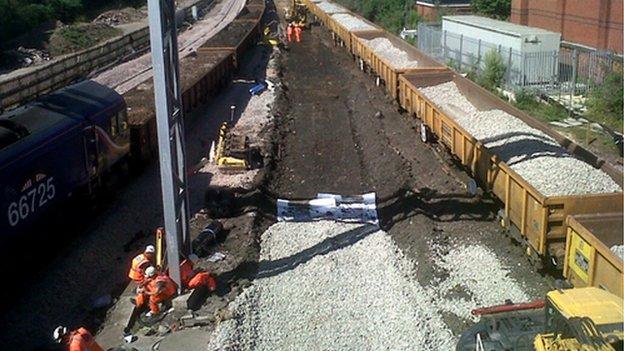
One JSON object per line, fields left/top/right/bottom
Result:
{"left": 134, "top": 266, "right": 178, "bottom": 317}
{"left": 128, "top": 245, "right": 156, "bottom": 283}
{"left": 53, "top": 326, "right": 103, "bottom": 351}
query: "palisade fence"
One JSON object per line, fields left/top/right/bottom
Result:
{"left": 417, "top": 23, "right": 622, "bottom": 110}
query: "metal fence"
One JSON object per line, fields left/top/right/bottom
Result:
{"left": 417, "top": 23, "right": 622, "bottom": 111}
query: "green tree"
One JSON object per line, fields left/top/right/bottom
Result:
{"left": 478, "top": 50, "right": 506, "bottom": 91}
{"left": 471, "top": 0, "right": 511, "bottom": 19}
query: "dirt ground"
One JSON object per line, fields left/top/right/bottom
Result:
{"left": 264, "top": 3, "right": 554, "bottom": 336}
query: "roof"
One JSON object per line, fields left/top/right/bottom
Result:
{"left": 547, "top": 287, "right": 623, "bottom": 326}
{"left": 0, "top": 80, "right": 123, "bottom": 151}
{"left": 443, "top": 15, "right": 560, "bottom": 37}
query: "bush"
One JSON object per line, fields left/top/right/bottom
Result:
{"left": 0, "top": 0, "right": 84, "bottom": 44}
{"left": 585, "top": 70, "right": 624, "bottom": 130}
{"left": 478, "top": 50, "right": 506, "bottom": 91}
{"left": 471, "top": 0, "right": 511, "bottom": 19}
{"left": 50, "top": 0, "right": 82, "bottom": 23}
{"left": 335, "top": 0, "right": 417, "bottom": 34}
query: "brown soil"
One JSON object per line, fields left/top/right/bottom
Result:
{"left": 202, "top": 21, "right": 256, "bottom": 48}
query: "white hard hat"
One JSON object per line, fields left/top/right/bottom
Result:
{"left": 53, "top": 326, "right": 68, "bottom": 342}
{"left": 145, "top": 266, "right": 156, "bottom": 278}
{"left": 145, "top": 245, "right": 155, "bottom": 254}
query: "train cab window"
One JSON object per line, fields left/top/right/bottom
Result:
{"left": 110, "top": 109, "right": 128, "bottom": 138}
{"left": 110, "top": 118, "right": 118, "bottom": 137}
{"left": 119, "top": 109, "right": 128, "bottom": 132}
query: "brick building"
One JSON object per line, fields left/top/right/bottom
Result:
{"left": 416, "top": 0, "right": 471, "bottom": 20}
{"left": 511, "top": 0, "right": 623, "bottom": 54}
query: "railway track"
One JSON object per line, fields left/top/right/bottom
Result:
{"left": 93, "top": 0, "right": 246, "bottom": 94}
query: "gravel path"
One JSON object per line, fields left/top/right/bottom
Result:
{"left": 331, "top": 13, "right": 376, "bottom": 31}
{"left": 420, "top": 82, "right": 621, "bottom": 196}
{"left": 207, "top": 221, "right": 456, "bottom": 350}
{"left": 362, "top": 38, "right": 419, "bottom": 69}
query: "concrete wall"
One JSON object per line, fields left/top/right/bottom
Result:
{"left": 511, "top": 0, "right": 623, "bottom": 54}
{"left": 0, "top": 0, "right": 214, "bottom": 111}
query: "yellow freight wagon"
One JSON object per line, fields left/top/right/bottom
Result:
{"left": 563, "top": 213, "right": 623, "bottom": 298}
{"left": 351, "top": 30, "right": 447, "bottom": 100}
{"left": 398, "top": 70, "right": 624, "bottom": 267}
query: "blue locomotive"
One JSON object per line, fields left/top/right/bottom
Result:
{"left": 0, "top": 80, "right": 130, "bottom": 238}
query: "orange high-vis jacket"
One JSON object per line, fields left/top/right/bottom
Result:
{"left": 67, "top": 327, "right": 104, "bottom": 351}
{"left": 149, "top": 274, "right": 178, "bottom": 299}
{"left": 128, "top": 253, "right": 151, "bottom": 281}
{"left": 188, "top": 272, "right": 217, "bottom": 291}
{"left": 179, "top": 258, "right": 195, "bottom": 288}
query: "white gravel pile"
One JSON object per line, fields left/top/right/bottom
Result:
{"left": 331, "top": 13, "right": 377, "bottom": 31}
{"left": 419, "top": 82, "right": 622, "bottom": 196}
{"left": 432, "top": 244, "right": 530, "bottom": 321}
{"left": 317, "top": 1, "right": 348, "bottom": 14}
{"left": 611, "top": 245, "right": 624, "bottom": 261}
{"left": 362, "top": 38, "right": 419, "bottom": 69}
{"left": 207, "top": 221, "right": 455, "bottom": 350}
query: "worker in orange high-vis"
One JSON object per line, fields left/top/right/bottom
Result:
{"left": 53, "top": 326, "right": 104, "bottom": 351}
{"left": 179, "top": 254, "right": 199, "bottom": 288}
{"left": 128, "top": 245, "right": 155, "bottom": 283}
{"left": 293, "top": 23, "right": 302, "bottom": 43}
{"left": 286, "top": 22, "right": 293, "bottom": 42}
{"left": 133, "top": 266, "right": 178, "bottom": 317}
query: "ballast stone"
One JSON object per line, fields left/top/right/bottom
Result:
{"left": 316, "top": 1, "right": 347, "bottom": 14}
{"left": 331, "top": 13, "right": 376, "bottom": 31}
{"left": 419, "top": 82, "right": 622, "bottom": 197}
{"left": 207, "top": 221, "right": 455, "bottom": 350}
{"left": 362, "top": 37, "right": 419, "bottom": 69}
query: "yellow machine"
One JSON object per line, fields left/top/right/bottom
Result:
{"left": 214, "top": 122, "right": 248, "bottom": 171}
{"left": 534, "top": 287, "right": 623, "bottom": 351}
{"left": 286, "top": 0, "right": 307, "bottom": 27}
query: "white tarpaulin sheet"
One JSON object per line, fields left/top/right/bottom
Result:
{"left": 277, "top": 192, "right": 378, "bottom": 224}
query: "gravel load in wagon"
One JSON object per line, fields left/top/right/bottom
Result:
{"left": 125, "top": 51, "right": 230, "bottom": 125}
{"left": 419, "top": 81, "right": 622, "bottom": 197}
{"left": 316, "top": 1, "right": 348, "bottom": 14}
{"left": 331, "top": 13, "right": 377, "bottom": 31}
{"left": 202, "top": 21, "right": 256, "bottom": 48}
{"left": 235, "top": 6, "right": 263, "bottom": 21}
{"left": 361, "top": 37, "right": 420, "bottom": 69}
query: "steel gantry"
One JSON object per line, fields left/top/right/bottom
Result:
{"left": 147, "top": 0, "right": 191, "bottom": 289}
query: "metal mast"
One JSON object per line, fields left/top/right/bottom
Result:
{"left": 147, "top": 0, "right": 191, "bottom": 288}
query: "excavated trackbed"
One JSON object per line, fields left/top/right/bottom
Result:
{"left": 263, "top": 21, "right": 553, "bottom": 337}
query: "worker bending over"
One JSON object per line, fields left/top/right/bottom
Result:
{"left": 53, "top": 326, "right": 103, "bottom": 351}
{"left": 128, "top": 245, "right": 155, "bottom": 283}
{"left": 178, "top": 254, "right": 217, "bottom": 291}
{"left": 133, "top": 266, "right": 178, "bottom": 317}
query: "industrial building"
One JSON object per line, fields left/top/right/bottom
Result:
{"left": 442, "top": 15, "right": 561, "bottom": 85}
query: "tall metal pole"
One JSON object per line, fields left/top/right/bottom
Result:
{"left": 147, "top": 0, "right": 191, "bottom": 289}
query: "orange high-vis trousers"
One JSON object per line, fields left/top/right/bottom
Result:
{"left": 294, "top": 26, "right": 301, "bottom": 43}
